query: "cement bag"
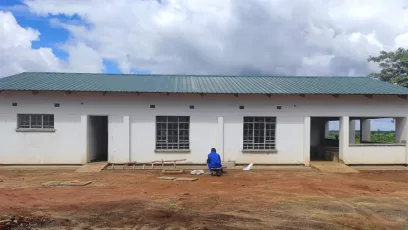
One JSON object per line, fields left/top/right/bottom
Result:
{"left": 190, "top": 170, "right": 204, "bottom": 175}
{"left": 243, "top": 163, "right": 253, "bottom": 171}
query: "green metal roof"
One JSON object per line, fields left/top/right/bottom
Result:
{"left": 0, "top": 72, "right": 408, "bottom": 95}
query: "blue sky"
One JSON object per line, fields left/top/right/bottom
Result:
{"left": 0, "top": 0, "right": 151, "bottom": 74}
{"left": 0, "top": 0, "right": 69, "bottom": 58}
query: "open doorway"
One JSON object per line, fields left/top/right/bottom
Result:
{"left": 310, "top": 117, "right": 340, "bottom": 161}
{"left": 88, "top": 116, "right": 108, "bottom": 162}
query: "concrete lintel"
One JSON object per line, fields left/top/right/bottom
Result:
{"left": 349, "top": 144, "right": 405, "bottom": 147}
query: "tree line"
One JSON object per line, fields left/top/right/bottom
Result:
{"left": 368, "top": 48, "right": 408, "bottom": 87}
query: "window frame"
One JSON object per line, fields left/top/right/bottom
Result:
{"left": 155, "top": 116, "right": 190, "bottom": 152}
{"left": 242, "top": 116, "right": 277, "bottom": 153}
{"left": 16, "top": 114, "right": 55, "bottom": 132}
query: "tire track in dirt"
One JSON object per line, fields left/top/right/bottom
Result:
{"left": 316, "top": 188, "right": 402, "bottom": 229}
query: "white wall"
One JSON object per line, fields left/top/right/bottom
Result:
{"left": 0, "top": 113, "right": 86, "bottom": 164}
{"left": 224, "top": 115, "right": 304, "bottom": 164}
{"left": 0, "top": 91, "right": 408, "bottom": 165}
{"left": 347, "top": 146, "right": 406, "bottom": 164}
{"left": 109, "top": 115, "right": 130, "bottom": 163}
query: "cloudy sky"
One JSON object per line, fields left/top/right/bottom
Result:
{"left": 0, "top": 0, "right": 405, "bottom": 130}
{"left": 1, "top": 0, "right": 408, "bottom": 78}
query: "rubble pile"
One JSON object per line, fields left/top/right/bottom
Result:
{"left": 0, "top": 215, "right": 50, "bottom": 229}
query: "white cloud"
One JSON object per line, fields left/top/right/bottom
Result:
{"left": 63, "top": 42, "right": 105, "bottom": 73}
{"left": 2, "top": 0, "right": 408, "bottom": 77}
{"left": 0, "top": 10, "right": 104, "bottom": 77}
{"left": 395, "top": 32, "right": 408, "bottom": 48}
{"left": 0, "top": 11, "right": 62, "bottom": 77}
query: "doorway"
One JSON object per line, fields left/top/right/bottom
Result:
{"left": 88, "top": 116, "right": 108, "bottom": 162}
{"left": 310, "top": 117, "right": 340, "bottom": 161}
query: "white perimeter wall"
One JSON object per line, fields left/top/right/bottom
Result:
{"left": 347, "top": 146, "right": 406, "bottom": 164}
{"left": 0, "top": 91, "right": 408, "bottom": 165}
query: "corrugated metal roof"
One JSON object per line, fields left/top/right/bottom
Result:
{"left": 0, "top": 72, "right": 408, "bottom": 95}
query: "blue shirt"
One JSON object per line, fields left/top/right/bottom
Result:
{"left": 207, "top": 151, "right": 222, "bottom": 168}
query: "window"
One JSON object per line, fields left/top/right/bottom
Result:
{"left": 243, "top": 117, "right": 276, "bottom": 150}
{"left": 17, "top": 114, "right": 54, "bottom": 129}
{"left": 156, "top": 116, "right": 190, "bottom": 150}
{"left": 350, "top": 117, "right": 399, "bottom": 144}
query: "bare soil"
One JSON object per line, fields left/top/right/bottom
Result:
{"left": 1, "top": 168, "right": 408, "bottom": 229}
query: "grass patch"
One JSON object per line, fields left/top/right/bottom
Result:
{"left": 352, "top": 197, "right": 376, "bottom": 203}
{"left": 278, "top": 201, "right": 293, "bottom": 210}
{"left": 303, "top": 196, "right": 321, "bottom": 202}
{"left": 363, "top": 222, "right": 377, "bottom": 230}
{"left": 168, "top": 203, "right": 177, "bottom": 210}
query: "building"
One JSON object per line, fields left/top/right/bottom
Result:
{"left": 1, "top": 72, "right": 408, "bottom": 166}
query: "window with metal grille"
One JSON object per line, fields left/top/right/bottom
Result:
{"left": 243, "top": 117, "right": 276, "bottom": 150}
{"left": 17, "top": 114, "right": 54, "bottom": 129}
{"left": 156, "top": 116, "right": 190, "bottom": 150}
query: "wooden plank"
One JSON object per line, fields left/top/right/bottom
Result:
{"left": 174, "top": 177, "right": 198, "bottom": 182}
{"left": 157, "top": 177, "right": 176, "bottom": 181}
{"left": 42, "top": 181, "right": 92, "bottom": 186}
{"left": 162, "top": 169, "right": 184, "bottom": 174}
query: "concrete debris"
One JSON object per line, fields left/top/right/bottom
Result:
{"left": 157, "top": 177, "right": 198, "bottom": 181}
{"left": 41, "top": 181, "right": 92, "bottom": 187}
{"left": 243, "top": 163, "right": 253, "bottom": 171}
{"left": 161, "top": 169, "right": 184, "bottom": 174}
{"left": 76, "top": 162, "right": 108, "bottom": 173}
{"left": 174, "top": 177, "right": 198, "bottom": 182}
{"left": 190, "top": 170, "right": 205, "bottom": 175}
{"left": 157, "top": 177, "right": 177, "bottom": 181}
{"left": 0, "top": 215, "right": 52, "bottom": 229}
{"left": 310, "top": 162, "right": 359, "bottom": 173}
{"left": 223, "top": 161, "right": 236, "bottom": 169}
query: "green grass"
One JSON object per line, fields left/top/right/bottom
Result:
{"left": 352, "top": 197, "right": 376, "bottom": 203}
{"left": 168, "top": 203, "right": 177, "bottom": 210}
{"left": 328, "top": 131, "right": 395, "bottom": 143}
{"left": 278, "top": 201, "right": 293, "bottom": 210}
{"left": 363, "top": 223, "right": 377, "bottom": 230}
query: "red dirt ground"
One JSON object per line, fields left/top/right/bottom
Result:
{"left": 1, "top": 168, "right": 408, "bottom": 229}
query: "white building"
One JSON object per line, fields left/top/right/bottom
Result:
{"left": 1, "top": 72, "right": 408, "bottom": 166}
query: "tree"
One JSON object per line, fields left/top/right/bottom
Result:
{"left": 368, "top": 47, "right": 408, "bottom": 87}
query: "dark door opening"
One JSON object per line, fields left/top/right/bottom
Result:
{"left": 310, "top": 117, "right": 340, "bottom": 161}
{"left": 88, "top": 116, "right": 108, "bottom": 162}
